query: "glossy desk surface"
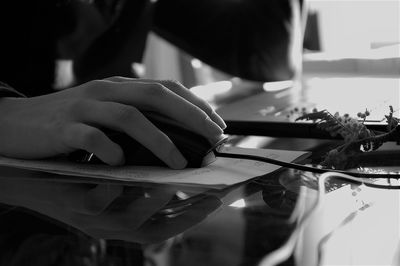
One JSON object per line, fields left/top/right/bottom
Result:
{"left": 1, "top": 137, "right": 400, "bottom": 266}
{"left": 1, "top": 72, "right": 400, "bottom": 266}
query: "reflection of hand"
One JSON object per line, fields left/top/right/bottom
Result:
{"left": 0, "top": 178, "right": 221, "bottom": 244}
{"left": 119, "top": 194, "right": 221, "bottom": 244}
{"left": 0, "top": 78, "right": 226, "bottom": 169}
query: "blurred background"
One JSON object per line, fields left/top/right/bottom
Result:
{"left": 139, "top": 0, "right": 399, "bottom": 99}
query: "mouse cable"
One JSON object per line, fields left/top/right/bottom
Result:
{"left": 214, "top": 150, "right": 400, "bottom": 189}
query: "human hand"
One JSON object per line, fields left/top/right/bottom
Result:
{"left": 0, "top": 78, "right": 226, "bottom": 169}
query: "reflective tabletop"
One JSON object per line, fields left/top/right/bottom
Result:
{"left": 1, "top": 137, "right": 400, "bottom": 266}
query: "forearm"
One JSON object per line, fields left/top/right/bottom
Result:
{"left": 153, "top": 0, "right": 299, "bottom": 82}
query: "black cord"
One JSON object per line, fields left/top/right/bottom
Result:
{"left": 214, "top": 150, "right": 400, "bottom": 180}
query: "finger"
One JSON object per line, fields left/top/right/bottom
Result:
{"left": 142, "top": 79, "right": 226, "bottom": 129}
{"left": 77, "top": 101, "right": 187, "bottom": 169}
{"left": 103, "top": 77, "right": 226, "bottom": 129}
{"left": 84, "top": 80, "right": 223, "bottom": 141}
{"left": 63, "top": 123, "right": 125, "bottom": 166}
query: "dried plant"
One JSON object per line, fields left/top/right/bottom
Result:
{"left": 295, "top": 106, "right": 400, "bottom": 169}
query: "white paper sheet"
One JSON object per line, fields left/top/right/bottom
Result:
{"left": 0, "top": 147, "right": 310, "bottom": 188}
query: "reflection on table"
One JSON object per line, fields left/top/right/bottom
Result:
{"left": 1, "top": 140, "right": 400, "bottom": 266}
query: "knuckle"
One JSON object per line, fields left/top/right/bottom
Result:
{"left": 82, "top": 80, "right": 108, "bottom": 97}
{"left": 79, "top": 128, "right": 102, "bottom": 149}
{"left": 114, "top": 105, "right": 140, "bottom": 124}
{"left": 68, "top": 99, "right": 88, "bottom": 114}
{"left": 162, "top": 79, "right": 183, "bottom": 88}
{"left": 143, "top": 82, "right": 167, "bottom": 98}
{"left": 189, "top": 105, "right": 208, "bottom": 120}
{"left": 198, "top": 99, "right": 213, "bottom": 115}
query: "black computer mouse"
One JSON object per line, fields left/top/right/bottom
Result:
{"left": 69, "top": 115, "right": 228, "bottom": 168}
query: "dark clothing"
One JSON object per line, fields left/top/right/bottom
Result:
{"left": 0, "top": 0, "right": 297, "bottom": 97}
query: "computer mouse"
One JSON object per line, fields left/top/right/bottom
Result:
{"left": 68, "top": 115, "right": 228, "bottom": 168}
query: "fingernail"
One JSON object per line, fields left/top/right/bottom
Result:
{"left": 204, "top": 117, "right": 223, "bottom": 137}
{"left": 211, "top": 111, "right": 227, "bottom": 129}
{"left": 170, "top": 149, "right": 187, "bottom": 169}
